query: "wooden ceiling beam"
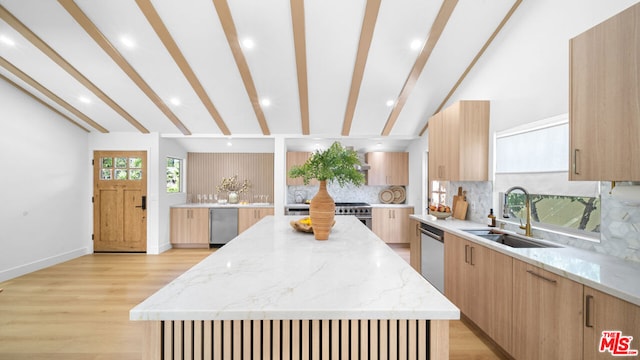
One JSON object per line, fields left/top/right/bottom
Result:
{"left": 290, "top": 0, "right": 310, "bottom": 135}
{"left": 0, "top": 56, "right": 106, "bottom": 132}
{"left": 341, "top": 0, "right": 382, "bottom": 136}
{"left": 380, "top": 0, "right": 458, "bottom": 136}
{"left": 418, "top": 0, "right": 523, "bottom": 136}
{"left": 58, "top": 0, "right": 191, "bottom": 135}
{"left": 0, "top": 4, "right": 147, "bottom": 133}
{"left": 136, "top": 0, "right": 231, "bottom": 136}
{"left": 212, "top": 0, "right": 270, "bottom": 135}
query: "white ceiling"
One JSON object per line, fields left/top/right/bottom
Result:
{"left": 0, "top": 0, "right": 518, "bottom": 142}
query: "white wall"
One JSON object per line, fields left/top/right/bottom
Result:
{"left": 407, "top": 136, "right": 428, "bottom": 216}
{"left": 159, "top": 137, "right": 188, "bottom": 252}
{"left": 449, "top": 0, "right": 638, "bottom": 158}
{"left": 0, "top": 79, "right": 91, "bottom": 282}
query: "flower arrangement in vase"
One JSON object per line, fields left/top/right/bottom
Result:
{"left": 288, "top": 142, "right": 365, "bottom": 240}
{"left": 216, "top": 175, "right": 250, "bottom": 204}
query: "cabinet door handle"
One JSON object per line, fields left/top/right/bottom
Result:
{"left": 526, "top": 270, "right": 557, "bottom": 284}
{"left": 585, "top": 295, "right": 594, "bottom": 328}
{"left": 573, "top": 149, "right": 580, "bottom": 175}
{"left": 469, "top": 246, "right": 475, "bottom": 266}
{"left": 464, "top": 245, "right": 469, "bottom": 264}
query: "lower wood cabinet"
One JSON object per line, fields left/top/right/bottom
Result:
{"left": 372, "top": 207, "right": 413, "bottom": 243}
{"left": 444, "top": 233, "right": 513, "bottom": 353}
{"left": 583, "top": 286, "right": 640, "bottom": 359}
{"left": 170, "top": 208, "right": 210, "bottom": 248}
{"left": 440, "top": 230, "right": 640, "bottom": 359}
{"left": 512, "top": 259, "right": 584, "bottom": 360}
{"left": 238, "top": 207, "right": 274, "bottom": 234}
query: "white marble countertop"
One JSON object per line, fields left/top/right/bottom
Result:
{"left": 130, "top": 216, "right": 459, "bottom": 321}
{"left": 411, "top": 214, "right": 640, "bottom": 307}
{"left": 173, "top": 203, "right": 274, "bottom": 208}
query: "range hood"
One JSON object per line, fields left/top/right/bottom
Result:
{"left": 346, "top": 146, "right": 370, "bottom": 171}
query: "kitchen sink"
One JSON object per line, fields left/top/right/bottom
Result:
{"left": 462, "top": 229, "right": 562, "bottom": 248}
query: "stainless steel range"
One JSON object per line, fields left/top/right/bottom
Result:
{"left": 334, "top": 202, "right": 372, "bottom": 229}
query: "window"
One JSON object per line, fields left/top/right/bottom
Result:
{"left": 495, "top": 114, "right": 600, "bottom": 239}
{"left": 100, "top": 156, "right": 143, "bottom": 181}
{"left": 166, "top": 157, "right": 182, "bottom": 193}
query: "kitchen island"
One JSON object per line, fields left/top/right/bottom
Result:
{"left": 131, "top": 215, "right": 459, "bottom": 359}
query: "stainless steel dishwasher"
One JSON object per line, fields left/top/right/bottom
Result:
{"left": 420, "top": 223, "right": 444, "bottom": 293}
{"left": 209, "top": 208, "right": 238, "bottom": 245}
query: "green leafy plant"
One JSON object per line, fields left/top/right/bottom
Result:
{"left": 288, "top": 142, "right": 365, "bottom": 187}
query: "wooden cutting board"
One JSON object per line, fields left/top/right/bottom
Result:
{"left": 452, "top": 187, "right": 463, "bottom": 214}
{"left": 453, "top": 190, "right": 468, "bottom": 220}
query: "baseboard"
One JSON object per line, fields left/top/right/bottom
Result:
{"left": 0, "top": 248, "right": 90, "bottom": 282}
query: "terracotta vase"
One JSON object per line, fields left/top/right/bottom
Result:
{"left": 309, "top": 180, "right": 335, "bottom": 240}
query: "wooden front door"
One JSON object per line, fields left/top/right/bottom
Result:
{"left": 93, "top": 151, "right": 147, "bottom": 252}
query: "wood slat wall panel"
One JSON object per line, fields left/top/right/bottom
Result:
{"left": 150, "top": 319, "right": 438, "bottom": 359}
{"left": 187, "top": 153, "right": 274, "bottom": 202}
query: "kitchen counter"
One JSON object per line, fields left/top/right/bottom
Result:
{"left": 411, "top": 214, "right": 640, "bottom": 307}
{"left": 173, "top": 202, "right": 273, "bottom": 208}
{"left": 131, "top": 215, "right": 459, "bottom": 358}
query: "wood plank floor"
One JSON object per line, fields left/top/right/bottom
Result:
{"left": 0, "top": 246, "right": 507, "bottom": 359}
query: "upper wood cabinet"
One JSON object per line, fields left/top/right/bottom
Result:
{"left": 238, "top": 207, "right": 274, "bottom": 234}
{"left": 372, "top": 207, "right": 413, "bottom": 243}
{"left": 569, "top": 3, "right": 640, "bottom": 181}
{"left": 365, "top": 152, "right": 409, "bottom": 185}
{"left": 170, "top": 207, "right": 210, "bottom": 248}
{"left": 286, "top": 152, "right": 317, "bottom": 186}
{"left": 428, "top": 100, "right": 489, "bottom": 181}
{"left": 583, "top": 286, "right": 640, "bottom": 360}
{"left": 511, "top": 259, "right": 584, "bottom": 360}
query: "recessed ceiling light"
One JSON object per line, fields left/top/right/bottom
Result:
{"left": 242, "top": 38, "right": 255, "bottom": 49}
{"left": 386, "top": 99, "right": 395, "bottom": 107}
{"left": 410, "top": 39, "right": 422, "bottom": 51}
{"left": 120, "top": 36, "right": 136, "bottom": 48}
{"left": 169, "top": 97, "right": 181, "bottom": 106}
{"left": 260, "top": 98, "right": 271, "bottom": 107}
{"left": 79, "top": 96, "right": 91, "bottom": 104}
{"left": 0, "top": 35, "right": 16, "bottom": 47}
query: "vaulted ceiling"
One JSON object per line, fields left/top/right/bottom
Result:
{"left": 0, "top": 0, "right": 520, "bottom": 139}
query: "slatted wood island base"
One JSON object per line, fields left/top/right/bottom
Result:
{"left": 133, "top": 216, "right": 457, "bottom": 360}
{"left": 144, "top": 319, "right": 448, "bottom": 359}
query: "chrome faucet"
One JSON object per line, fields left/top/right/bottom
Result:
{"left": 503, "top": 186, "right": 532, "bottom": 237}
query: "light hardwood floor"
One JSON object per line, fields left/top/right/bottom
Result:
{"left": 0, "top": 246, "right": 507, "bottom": 359}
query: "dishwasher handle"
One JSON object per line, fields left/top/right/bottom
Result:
{"left": 419, "top": 227, "right": 443, "bottom": 242}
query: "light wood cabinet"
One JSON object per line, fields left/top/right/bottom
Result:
{"left": 238, "top": 207, "right": 275, "bottom": 234}
{"left": 372, "top": 207, "right": 413, "bottom": 243}
{"left": 511, "top": 259, "right": 583, "bottom": 360}
{"left": 365, "top": 152, "right": 409, "bottom": 185}
{"left": 444, "top": 233, "right": 513, "bottom": 353}
{"left": 428, "top": 100, "right": 489, "bottom": 181}
{"left": 569, "top": 3, "right": 640, "bottom": 181}
{"left": 583, "top": 287, "right": 640, "bottom": 359}
{"left": 170, "top": 207, "right": 210, "bottom": 248}
{"left": 286, "top": 152, "right": 317, "bottom": 186}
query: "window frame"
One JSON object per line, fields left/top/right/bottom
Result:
{"left": 166, "top": 156, "right": 183, "bottom": 194}
{"left": 494, "top": 114, "right": 601, "bottom": 242}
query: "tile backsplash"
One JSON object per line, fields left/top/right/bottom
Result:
{"left": 287, "top": 184, "right": 399, "bottom": 204}
{"left": 457, "top": 180, "right": 640, "bottom": 264}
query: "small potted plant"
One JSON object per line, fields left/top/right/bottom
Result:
{"left": 288, "top": 142, "right": 365, "bottom": 240}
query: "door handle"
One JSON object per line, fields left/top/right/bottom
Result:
{"left": 136, "top": 196, "right": 147, "bottom": 210}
